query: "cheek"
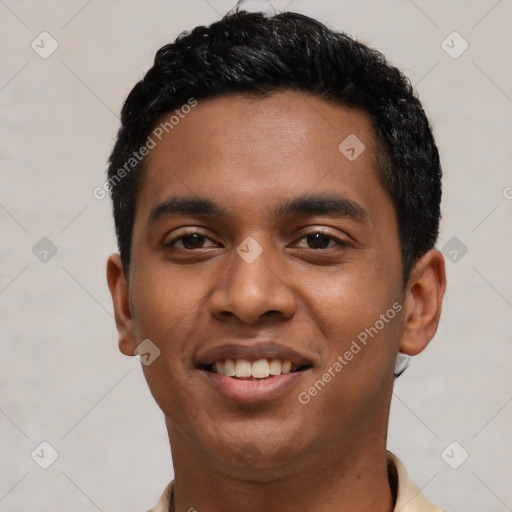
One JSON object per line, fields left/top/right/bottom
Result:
{"left": 131, "top": 257, "right": 198, "bottom": 328}
{"left": 128, "top": 261, "right": 209, "bottom": 374}
{"left": 308, "top": 261, "right": 400, "bottom": 335}
{"left": 305, "top": 264, "right": 403, "bottom": 387}
{"left": 128, "top": 265, "right": 209, "bottom": 421}
{"left": 298, "top": 279, "right": 402, "bottom": 438}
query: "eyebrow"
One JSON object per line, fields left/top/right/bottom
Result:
{"left": 148, "top": 197, "right": 227, "bottom": 224}
{"left": 147, "top": 193, "right": 368, "bottom": 225}
{"left": 274, "top": 194, "right": 368, "bottom": 221}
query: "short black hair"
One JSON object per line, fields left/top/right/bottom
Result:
{"left": 107, "top": 8, "right": 442, "bottom": 285}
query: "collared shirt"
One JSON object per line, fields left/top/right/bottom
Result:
{"left": 147, "top": 452, "right": 446, "bottom": 512}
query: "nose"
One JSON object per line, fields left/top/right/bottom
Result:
{"left": 209, "top": 240, "right": 297, "bottom": 325}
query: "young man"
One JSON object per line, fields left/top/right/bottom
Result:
{"left": 106, "top": 8, "right": 447, "bottom": 512}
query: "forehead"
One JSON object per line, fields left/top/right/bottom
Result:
{"left": 135, "top": 90, "right": 389, "bottom": 226}
{"left": 145, "top": 90, "right": 376, "bottom": 171}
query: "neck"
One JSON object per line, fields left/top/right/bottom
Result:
{"left": 166, "top": 424, "right": 394, "bottom": 512}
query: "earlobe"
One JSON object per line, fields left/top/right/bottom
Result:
{"left": 106, "top": 254, "right": 137, "bottom": 357}
{"left": 399, "top": 249, "right": 446, "bottom": 356}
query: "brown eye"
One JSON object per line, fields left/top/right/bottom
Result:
{"left": 294, "top": 231, "right": 347, "bottom": 250}
{"left": 166, "top": 232, "right": 217, "bottom": 250}
{"left": 305, "top": 233, "right": 332, "bottom": 249}
{"left": 179, "top": 233, "right": 206, "bottom": 249}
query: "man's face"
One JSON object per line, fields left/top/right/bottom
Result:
{"left": 122, "top": 91, "right": 406, "bottom": 473}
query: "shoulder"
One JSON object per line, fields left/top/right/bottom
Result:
{"left": 145, "top": 481, "right": 173, "bottom": 512}
{"left": 388, "top": 452, "right": 447, "bottom": 512}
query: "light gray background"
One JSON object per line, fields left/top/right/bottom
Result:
{"left": 1, "top": 1, "right": 511, "bottom": 511}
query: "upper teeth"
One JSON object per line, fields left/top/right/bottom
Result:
{"left": 213, "top": 358, "right": 293, "bottom": 378}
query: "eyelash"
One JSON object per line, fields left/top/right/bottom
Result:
{"left": 165, "top": 230, "right": 348, "bottom": 251}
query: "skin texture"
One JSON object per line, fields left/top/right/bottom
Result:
{"left": 107, "top": 90, "right": 446, "bottom": 512}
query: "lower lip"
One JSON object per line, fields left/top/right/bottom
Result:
{"left": 198, "top": 369, "right": 307, "bottom": 403}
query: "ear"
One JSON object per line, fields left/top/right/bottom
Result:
{"left": 399, "top": 249, "right": 446, "bottom": 356}
{"left": 106, "top": 254, "right": 137, "bottom": 357}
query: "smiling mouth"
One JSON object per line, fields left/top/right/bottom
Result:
{"left": 200, "top": 358, "right": 312, "bottom": 380}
